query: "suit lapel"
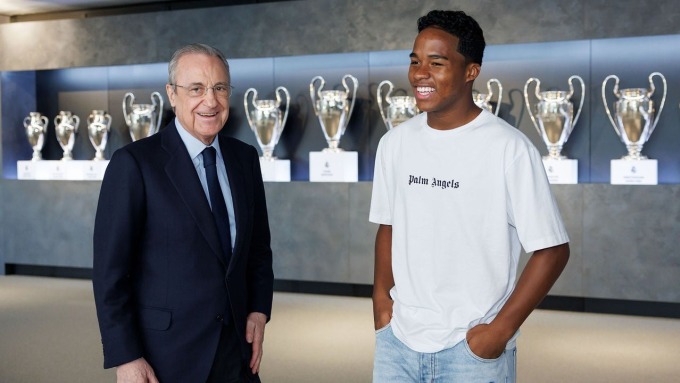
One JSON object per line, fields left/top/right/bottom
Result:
{"left": 161, "top": 123, "right": 226, "bottom": 267}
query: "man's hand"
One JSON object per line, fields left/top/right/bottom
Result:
{"left": 466, "top": 323, "right": 508, "bottom": 360}
{"left": 116, "top": 357, "right": 159, "bottom": 383}
{"left": 246, "top": 312, "right": 267, "bottom": 374}
{"left": 373, "top": 296, "right": 393, "bottom": 330}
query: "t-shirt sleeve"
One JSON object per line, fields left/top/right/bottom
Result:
{"left": 505, "top": 141, "right": 569, "bottom": 253}
{"left": 369, "top": 136, "right": 393, "bottom": 225}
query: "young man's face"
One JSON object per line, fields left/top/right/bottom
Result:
{"left": 166, "top": 53, "right": 230, "bottom": 145}
{"left": 408, "top": 27, "right": 480, "bottom": 119}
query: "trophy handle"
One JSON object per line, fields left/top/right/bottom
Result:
{"left": 275, "top": 86, "right": 290, "bottom": 144}
{"left": 23, "top": 116, "right": 32, "bottom": 128}
{"left": 601, "top": 75, "right": 621, "bottom": 138}
{"left": 376, "top": 80, "right": 394, "bottom": 130}
{"left": 309, "top": 76, "right": 325, "bottom": 116}
{"left": 54, "top": 115, "right": 62, "bottom": 128}
{"left": 104, "top": 113, "right": 112, "bottom": 132}
{"left": 151, "top": 92, "right": 164, "bottom": 134}
{"left": 523, "top": 78, "right": 541, "bottom": 136}
{"left": 342, "top": 74, "right": 359, "bottom": 136}
{"left": 72, "top": 115, "right": 80, "bottom": 133}
{"left": 647, "top": 72, "right": 667, "bottom": 135}
{"left": 122, "top": 92, "right": 134, "bottom": 126}
{"left": 243, "top": 88, "right": 257, "bottom": 132}
{"left": 487, "top": 78, "right": 503, "bottom": 116}
{"left": 568, "top": 75, "right": 586, "bottom": 131}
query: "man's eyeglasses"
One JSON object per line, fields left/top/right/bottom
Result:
{"left": 171, "top": 84, "right": 233, "bottom": 98}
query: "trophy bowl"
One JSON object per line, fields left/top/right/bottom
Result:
{"left": 123, "top": 91, "right": 164, "bottom": 142}
{"left": 376, "top": 80, "right": 418, "bottom": 130}
{"left": 54, "top": 111, "right": 80, "bottom": 161}
{"left": 87, "top": 110, "right": 112, "bottom": 161}
{"left": 310, "top": 74, "right": 358, "bottom": 152}
{"left": 23, "top": 112, "right": 49, "bottom": 161}
{"left": 473, "top": 78, "right": 503, "bottom": 116}
{"left": 524, "top": 75, "right": 585, "bottom": 159}
{"left": 244, "top": 86, "right": 290, "bottom": 160}
{"left": 601, "top": 72, "right": 667, "bottom": 160}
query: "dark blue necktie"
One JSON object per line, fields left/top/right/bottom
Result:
{"left": 202, "top": 146, "right": 232, "bottom": 263}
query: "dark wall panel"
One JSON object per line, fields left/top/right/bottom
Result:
{"left": 1, "top": 71, "right": 36, "bottom": 178}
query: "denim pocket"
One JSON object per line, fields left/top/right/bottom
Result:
{"left": 463, "top": 338, "right": 504, "bottom": 363}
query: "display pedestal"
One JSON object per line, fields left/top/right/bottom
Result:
{"left": 259, "top": 158, "right": 290, "bottom": 182}
{"left": 309, "top": 151, "right": 358, "bottom": 182}
{"left": 17, "top": 160, "right": 109, "bottom": 180}
{"left": 542, "top": 159, "right": 578, "bottom": 184}
{"left": 610, "top": 159, "right": 657, "bottom": 185}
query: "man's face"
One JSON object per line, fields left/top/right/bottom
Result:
{"left": 166, "top": 53, "right": 230, "bottom": 145}
{"left": 408, "top": 27, "right": 479, "bottom": 119}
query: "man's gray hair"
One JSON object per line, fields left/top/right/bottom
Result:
{"left": 168, "top": 43, "right": 230, "bottom": 85}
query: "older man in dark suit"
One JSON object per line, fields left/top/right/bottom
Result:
{"left": 93, "top": 43, "right": 274, "bottom": 383}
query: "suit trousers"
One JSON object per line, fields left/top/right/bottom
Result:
{"left": 207, "top": 320, "right": 257, "bottom": 383}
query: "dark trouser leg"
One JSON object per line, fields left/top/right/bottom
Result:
{"left": 207, "top": 321, "right": 248, "bottom": 383}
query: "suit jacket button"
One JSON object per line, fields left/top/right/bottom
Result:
{"left": 216, "top": 314, "right": 223, "bottom": 322}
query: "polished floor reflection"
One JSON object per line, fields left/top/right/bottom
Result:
{"left": 1, "top": 275, "right": 679, "bottom": 382}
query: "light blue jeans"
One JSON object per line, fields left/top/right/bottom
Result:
{"left": 373, "top": 324, "right": 516, "bottom": 383}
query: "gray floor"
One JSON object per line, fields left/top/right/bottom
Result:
{"left": 1, "top": 276, "right": 680, "bottom": 382}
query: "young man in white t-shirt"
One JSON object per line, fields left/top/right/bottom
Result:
{"left": 370, "top": 10, "right": 570, "bottom": 382}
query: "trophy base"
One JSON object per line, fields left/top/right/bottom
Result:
{"left": 259, "top": 158, "right": 291, "bottom": 182}
{"left": 17, "top": 160, "right": 109, "bottom": 181}
{"left": 542, "top": 159, "right": 578, "bottom": 184}
{"left": 309, "top": 151, "right": 358, "bottom": 182}
{"left": 610, "top": 159, "right": 657, "bottom": 185}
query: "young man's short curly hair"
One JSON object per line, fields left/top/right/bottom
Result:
{"left": 417, "top": 10, "right": 486, "bottom": 65}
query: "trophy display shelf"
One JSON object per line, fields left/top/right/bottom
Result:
{"left": 542, "top": 158, "right": 578, "bottom": 184}
{"left": 610, "top": 159, "right": 658, "bottom": 185}
{"left": 17, "top": 160, "right": 109, "bottom": 181}
{"left": 309, "top": 151, "right": 358, "bottom": 182}
{"left": 259, "top": 157, "right": 291, "bottom": 182}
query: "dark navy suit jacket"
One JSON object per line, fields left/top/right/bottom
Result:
{"left": 93, "top": 121, "right": 273, "bottom": 383}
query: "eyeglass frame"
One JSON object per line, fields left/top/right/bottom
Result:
{"left": 170, "top": 83, "right": 234, "bottom": 98}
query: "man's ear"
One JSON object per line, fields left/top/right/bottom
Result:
{"left": 166, "top": 83, "right": 177, "bottom": 108}
{"left": 466, "top": 63, "right": 481, "bottom": 83}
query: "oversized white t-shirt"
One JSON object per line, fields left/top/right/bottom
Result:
{"left": 369, "top": 110, "right": 569, "bottom": 353}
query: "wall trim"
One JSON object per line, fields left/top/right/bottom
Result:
{"left": 6, "top": 265, "right": 678, "bottom": 319}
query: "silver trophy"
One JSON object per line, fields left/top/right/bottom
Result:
{"left": 602, "top": 72, "right": 667, "bottom": 160}
{"left": 310, "top": 74, "right": 358, "bottom": 152}
{"left": 87, "top": 110, "right": 112, "bottom": 161}
{"left": 244, "top": 86, "right": 290, "bottom": 160}
{"left": 123, "top": 91, "right": 163, "bottom": 142}
{"left": 524, "top": 75, "right": 585, "bottom": 159}
{"left": 376, "top": 80, "right": 418, "bottom": 130}
{"left": 54, "top": 111, "right": 80, "bottom": 161}
{"left": 473, "top": 78, "right": 503, "bottom": 116}
{"left": 23, "top": 112, "right": 49, "bottom": 161}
